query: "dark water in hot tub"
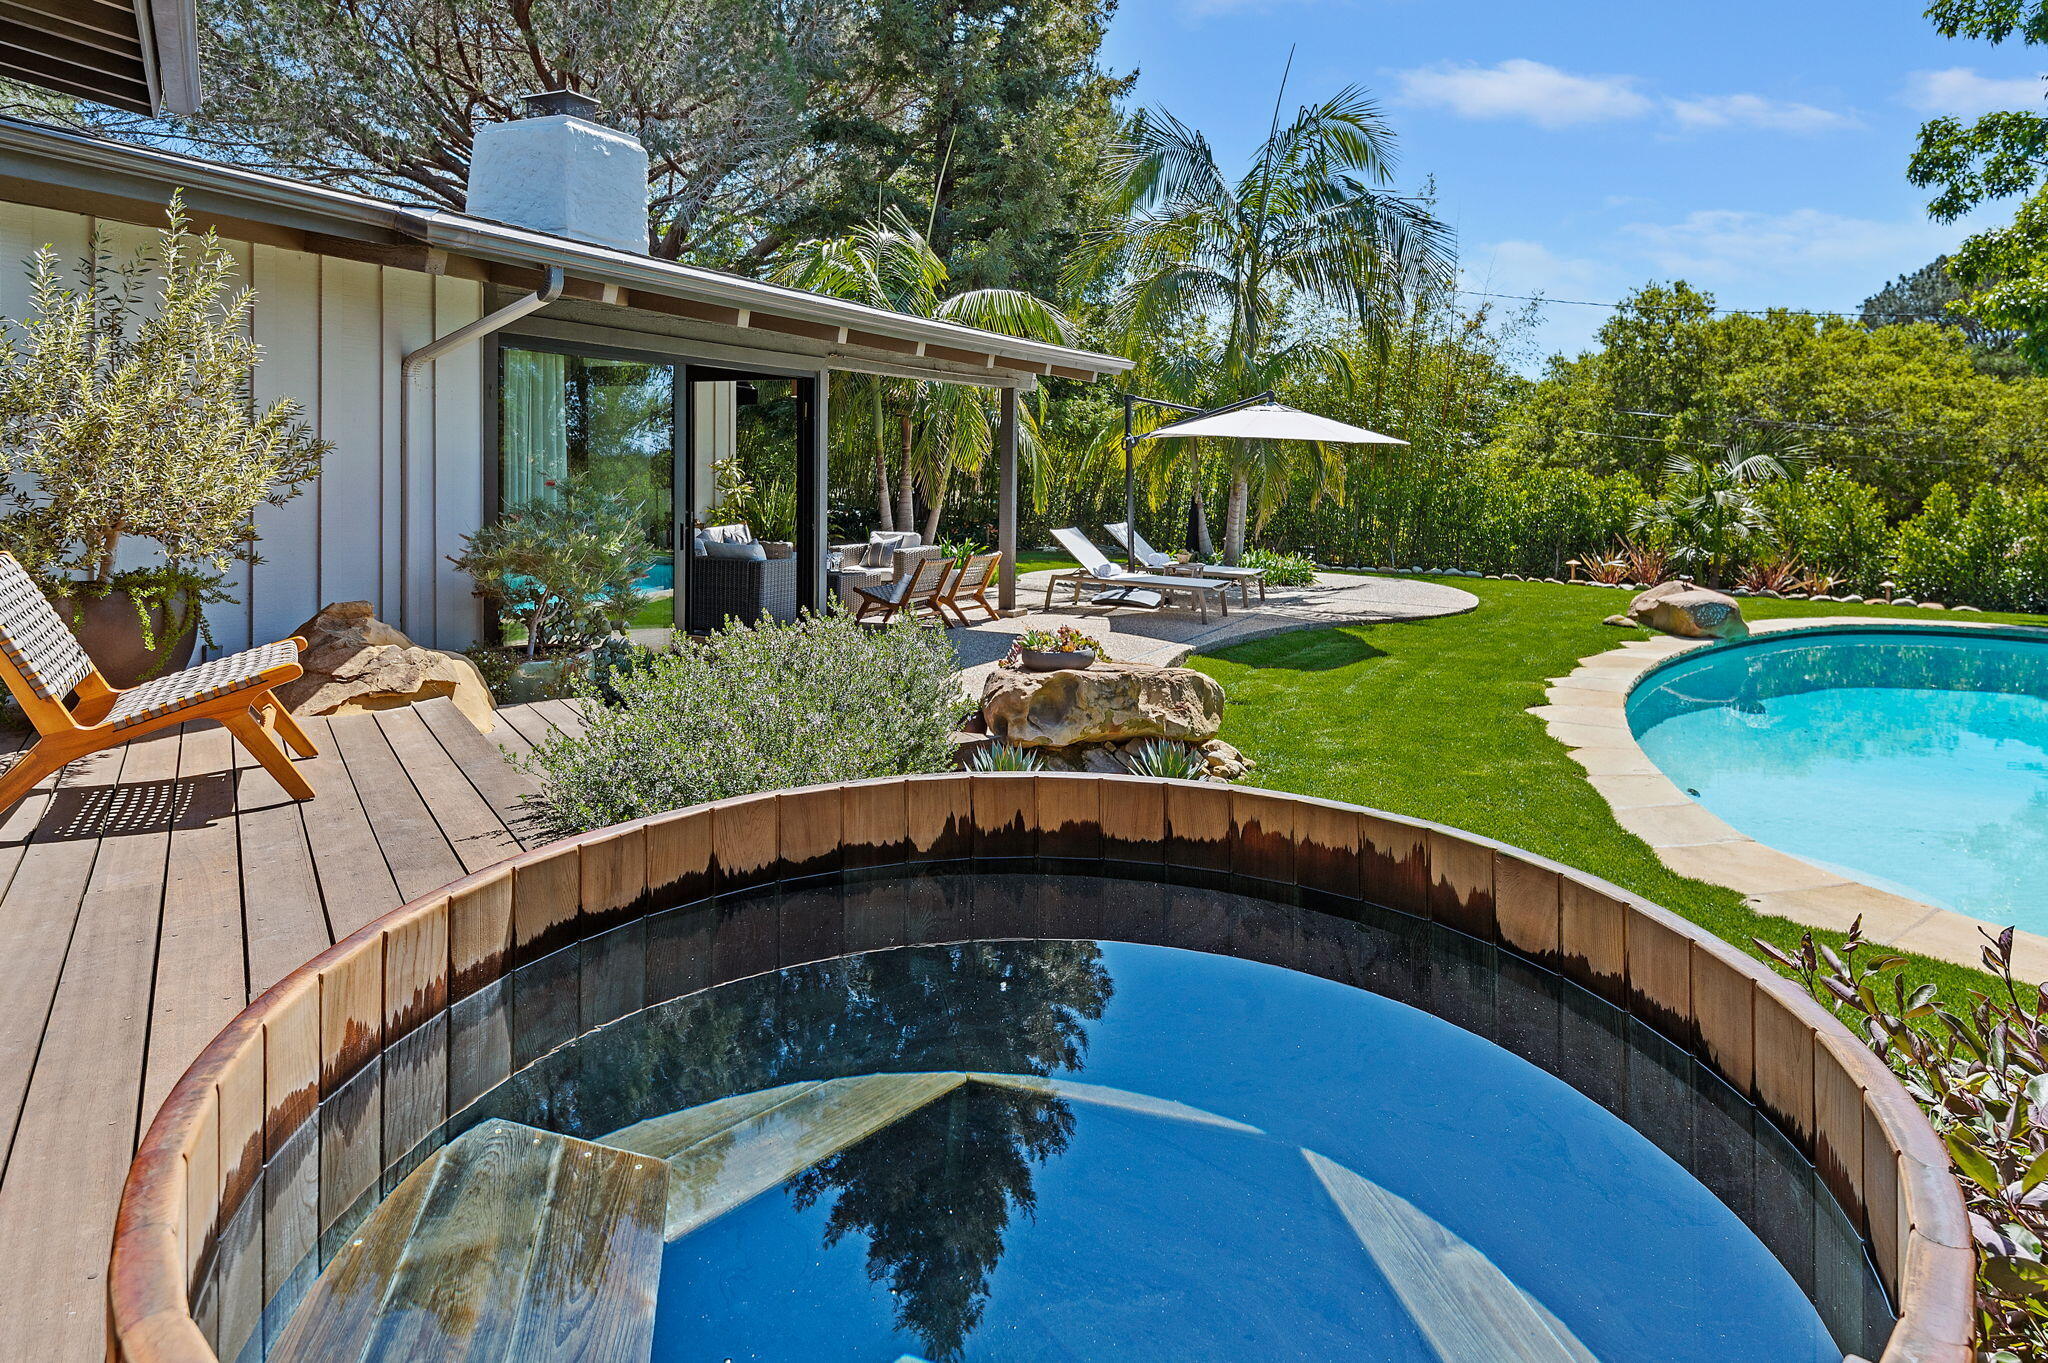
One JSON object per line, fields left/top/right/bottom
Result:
{"left": 439, "top": 872, "right": 1891, "bottom": 1363}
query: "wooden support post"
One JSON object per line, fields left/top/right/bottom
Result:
{"left": 798, "top": 370, "right": 829, "bottom": 614}
{"left": 998, "top": 386, "right": 1019, "bottom": 613}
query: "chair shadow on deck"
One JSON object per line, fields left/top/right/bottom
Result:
{"left": 34, "top": 771, "right": 236, "bottom": 842}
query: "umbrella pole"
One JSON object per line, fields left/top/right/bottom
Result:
{"left": 1123, "top": 394, "right": 1137, "bottom": 569}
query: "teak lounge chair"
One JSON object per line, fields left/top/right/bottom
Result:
{"left": 851, "top": 555, "right": 955, "bottom": 626}
{"left": 936, "top": 552, "right": 1001, "bottom": 625}
{"left": 1104, "top": 522, "right": 1268, "bottom": 603}
{"left": 1045, "top": 528, "right": 1233, "bottom": 623}
{"left": 0, "top": 553, "right": 317, "bottom": 813}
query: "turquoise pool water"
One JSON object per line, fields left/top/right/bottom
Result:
{"left": 1628, "top": 626, "right": 2048, "bottom": 931}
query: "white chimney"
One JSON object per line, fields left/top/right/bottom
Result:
{"left": 466, "top": 90, "right": 650, "bottom": 254}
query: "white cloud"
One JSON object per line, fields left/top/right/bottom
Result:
{"left": 1393, "top": 58, "right": 1856, "bottom": 136}
{"left": 1902, "top": 66, "right": 2045, "bottom": 117}
{"left": 1394, "top": 59, "right": 1653, "bottom": 129}
{"left": 1666, "top": 93, "right": 1861, "bottom": 134}
{"left": 1621, "top": 208, "right": 1960, "bottom": 281}
{"left": 1463, "top": 240, "right": 1606, "bottom": 296}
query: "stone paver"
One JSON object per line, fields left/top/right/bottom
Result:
{"left": 1746, "top": 883, "right": 1942, "bottom": 940}
{"left": 1585, "top": 772, "right": 1690, "bottom": 809}
{"left": 1541, "top": 613, "right": 2048, "bottom": 975}
{"left": 1610, "top": 800, "right": 1748, "bottom": 849}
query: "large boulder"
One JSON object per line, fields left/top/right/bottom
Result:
{"left": 276, "top": 601, "right": 496, "bottom": 732}
{"left": 980, "top": 660, "right": 1225, "bottom": 748}
{"left": 1625, "top": 581, "right": 1748, "bottom": 640}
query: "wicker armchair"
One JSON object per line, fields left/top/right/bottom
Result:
{"left": 686, "top": 523, "right": 799, "bottom": 632}
{"left": 832, "top": 532, "right": 943, "bottom": 609}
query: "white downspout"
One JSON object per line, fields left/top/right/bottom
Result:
{"left": 397, "top": 266, "right": 565, "bottom": 639}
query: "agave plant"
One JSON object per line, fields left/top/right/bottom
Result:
{"left": 1758, "top": 919, "right": 2048, "bottom": 1357}
{"left": 1121, "top": 739, "right": 1211, "bottom": 780}
{"left": 964, "top": 741, "right": 1046, "bottom": 772}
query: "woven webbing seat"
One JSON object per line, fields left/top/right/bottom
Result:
{"left": 0, "top": 553, "right": 316, "bottom": 813}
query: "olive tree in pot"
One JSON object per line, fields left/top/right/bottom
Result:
{"left": 451, "top": 479, "right": 650, "bottom": 703}
{"left": 0, "top": 195, "right": 325, "bottom": 685}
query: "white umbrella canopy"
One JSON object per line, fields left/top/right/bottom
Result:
{"left": 1143, "top": 401, "right": 1408, "bottom": 445}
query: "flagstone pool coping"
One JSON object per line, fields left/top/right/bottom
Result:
{"left": 1543, "top": 615, "right": 2048, "bottom": 980}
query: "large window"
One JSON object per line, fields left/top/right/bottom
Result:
{"left": 499, "top": 346, "right": 677, "bottom": 552}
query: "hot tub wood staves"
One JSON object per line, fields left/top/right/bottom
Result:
{"left": 107, "top": 773, "right": 1977, "bottom": 1363}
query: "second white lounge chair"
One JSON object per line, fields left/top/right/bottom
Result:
{"left": 1046, "top": 528, "right": 1233, "bottom": 623}
{"left": 1104, "top": 522, "right": 1269, "bottom": 603}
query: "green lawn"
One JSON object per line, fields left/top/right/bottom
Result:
{"left": 1187, "top": 578, "right": 2046, "bottom": 999}
{"left": 1014, "top": 549, "right": 1080, "bottom": 574}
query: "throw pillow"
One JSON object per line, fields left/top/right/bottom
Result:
{"left": 863, "top": 532, "right": 914, "bottom": 568}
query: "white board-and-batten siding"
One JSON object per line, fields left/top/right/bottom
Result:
{"left": 0, "top": 201, "right": 488, "bottom": 654}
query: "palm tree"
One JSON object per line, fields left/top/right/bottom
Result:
{"left": 771, "top": 207, "right": 1073, "bottom": 541}
{"left": 1632, "top": 440, "right": 1802, "bottom": 587}
{"left": 1075, "top": 87, "right": 1452, "bottom": 562}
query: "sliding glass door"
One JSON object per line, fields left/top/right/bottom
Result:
{"left": 495, "top": 341, "right": 823, "bottom": 640}
{"left": 499, "top": 344, "right": 678, "bottom": 634}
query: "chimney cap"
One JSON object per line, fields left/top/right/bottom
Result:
{"left": 520, "top": 89, "right": 601, "bottom": 120}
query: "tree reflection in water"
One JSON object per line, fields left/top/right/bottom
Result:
{"left": 792, "top": 1083, "right": 1069, "bottom": 1359}
{"left": 484, "top": 928, "right": 1113, "bottom": 1360}
{"left": 769, "top": 939, "right": 1110, "bottom": 1359}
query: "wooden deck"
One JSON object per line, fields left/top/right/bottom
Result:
{"left": 0, "top": 696, "right": 583, "bottom": 1362}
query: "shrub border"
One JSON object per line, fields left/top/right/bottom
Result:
{"left": 106, "top": 773, "right": 1973, "bottom": 1363}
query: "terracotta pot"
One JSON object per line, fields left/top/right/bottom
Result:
{"left": 1021, "top": 649, "right": 1095, "bottom": 673}
{"left": 52, "top": 586, "right": 199, "bottom": 688}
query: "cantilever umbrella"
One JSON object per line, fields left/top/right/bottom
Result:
{"left": 1121, "top": 390, "right": 1407, "bottom": 562}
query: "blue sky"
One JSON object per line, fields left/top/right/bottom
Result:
{"left": 1097, "top": 0, "right": 2044, "bottom": 366}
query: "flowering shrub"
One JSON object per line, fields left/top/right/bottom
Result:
{"left": 1759, "top": 920, "right": 2048, "bottom": 1359}
{"left": 523, "top": 611, "right": 971, "bottom": 835}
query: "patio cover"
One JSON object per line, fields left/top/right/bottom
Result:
{"left": 1144, "top": 401, "right": 1407, "bottom": 445}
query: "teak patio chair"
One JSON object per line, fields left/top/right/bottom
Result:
{"left": 851, "top": 555, "right": 955, "bottom": 626}
{"left": 937, "top": 552, "right": 1001, "bottom": 625}
{"left": 1103, "top": 522, "right": 1268, "bottom": 603}
{"left": 0, "top": 552, "right": 317, "bottom": 814}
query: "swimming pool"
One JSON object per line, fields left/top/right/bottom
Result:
{"left": 248, "top": 872, "right": 1889, "bottom": 1363}
{"left": 1628, "top": 625, "right": 2048, "bottom": 932}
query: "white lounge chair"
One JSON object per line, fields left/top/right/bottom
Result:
{"left": 1104, "top": 522, "right": 1269, "bottom": 603}
{"left": 1046, "top": 528, "right": 1233, "bottom": 623}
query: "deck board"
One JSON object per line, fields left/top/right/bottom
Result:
{"left": 0, "top": 728, "right": 181, "bottom": 1358}
{"left": 414, "top": 699, "right": 543, "bottom": 846}
{"left": 326, "top": 712, "right": 465, "bottom": 902}
{"left": 293, "top": 714, "right": 404, "bottom": 941}
{"left": 141, "top": 723, "right": 245, "bottom": 1123}
{"left": 374, "top": 707, "right": 522, "bottom": 873}
{"left": 0, "top": 696, "right": 557, "bottom": 1362}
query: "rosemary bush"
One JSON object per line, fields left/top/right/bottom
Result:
{"left": 524, "top": 611, "right": 971, "bottom": 835}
